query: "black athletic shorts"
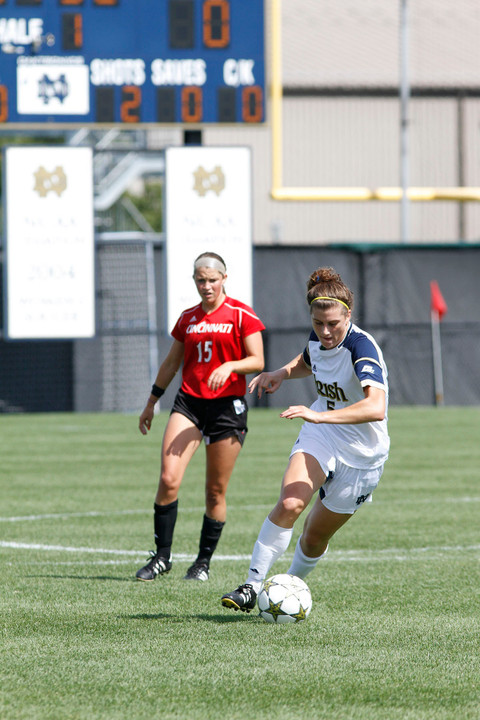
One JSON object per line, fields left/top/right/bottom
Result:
{"left": 171, "top": 388, "right": 248, "bottom": 446}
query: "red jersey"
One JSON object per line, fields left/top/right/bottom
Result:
{"left": 171, "top": 296, "right": 265, "bottom": 399}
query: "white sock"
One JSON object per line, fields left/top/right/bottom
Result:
{"left": 245, "top": 517, "right": 294, "bottom": 592}
{"left": 287, "top": 536, "right": 328, "bottom": 579}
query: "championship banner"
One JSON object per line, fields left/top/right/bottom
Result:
{"left": 164, "top": 146, "right": 252, "bottom": 332}
{"left": 4, "top": 145, "right": 95, "bottom": 339}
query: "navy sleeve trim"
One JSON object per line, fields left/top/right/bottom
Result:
{"left": 354, "top": 356, "right": 382, "bottom": 369}
{"left": 303, "top": 331, "right": 318, "bottom": 368}
{"left": 343, "top": 329, "right": 386, "bottom": 386}
{"left": 356, "top": 360, "right": 385, "bottom": 386}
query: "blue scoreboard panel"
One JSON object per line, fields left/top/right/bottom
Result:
{"left": 0, "top": 0, "right": 264, "bottom": 125}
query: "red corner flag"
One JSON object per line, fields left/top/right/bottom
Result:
{"left": 430, "top": 281, "right": 448, "bottom": 320}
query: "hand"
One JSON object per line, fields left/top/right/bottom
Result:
{"left": 280, "top": 405, "right": 320, "bottom": 423}
{"left": 207, "top": 362, "right": 233, "bottom": 392}
{"left": 249, "top": 371, "right": 284, "bottom": 397}
{"left": 139, "top": 404, "right": 154, "bottom": 435}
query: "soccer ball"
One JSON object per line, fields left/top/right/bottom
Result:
{"left": 257, "top": 573, "right": 312, "bottom": 624}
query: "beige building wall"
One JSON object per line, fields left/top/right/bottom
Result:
{"left": 150, "top": 0, "right": 480, "bottom": 244}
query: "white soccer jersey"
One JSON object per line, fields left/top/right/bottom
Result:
{"left": 302, "top": 322, "right": 390, "bottom": 469}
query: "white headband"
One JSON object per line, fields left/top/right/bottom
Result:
{"left": 193, "top": 256, "right": 226, "bottom": 274}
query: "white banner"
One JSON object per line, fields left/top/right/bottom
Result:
{"left": 165, "top": 146, "right": 252, "bottom": 331}
{"left": 4, "top": 146, "right": 95, "bottom": 339}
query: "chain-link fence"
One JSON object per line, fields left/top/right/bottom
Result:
{"left": 3, "top": 241, "right": 476, "bottom": 413}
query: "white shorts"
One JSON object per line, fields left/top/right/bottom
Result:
{"left": 290, "top": 428, "right": 384, "bottom": 515}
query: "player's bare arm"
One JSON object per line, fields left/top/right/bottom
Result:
{"left": 280, "top": 385, "right": 386, "bottom": 424}
{"left": 138, "top": 340, "right": 184, "bottom": 435}
{"left": 206, "top": 331, "right": 264, "bottom": 391}
{"left": 249, "top": 353, "right": 311, "bottom": 397}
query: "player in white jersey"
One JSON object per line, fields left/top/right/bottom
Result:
{"left": 221, "top": 266, "right": 390, "bottom": 613}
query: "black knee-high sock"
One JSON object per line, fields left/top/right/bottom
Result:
{"left": 154, "top": 500, "right": 178, "bottom": 559}
{"left": 196, "top": 514, "right": 225, "bottom": 565}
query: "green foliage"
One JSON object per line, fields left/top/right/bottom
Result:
{"left": 125, "top": 181, "right": 163, "bottom": 232}
{"left": 1, "top": 408, "right": 479, "bottom": 719}
{"left": 97, "top": 183, "right": 163, "bottom": 234}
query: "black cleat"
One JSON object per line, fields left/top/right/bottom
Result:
{"left": 221, "top": 584, "right": 257, "bottom": 612}
{"left": 183, "top": 561, "right": 209, "bottom": 581}
{"left": 136, "top": 551, "right": 172, "bottom": 581}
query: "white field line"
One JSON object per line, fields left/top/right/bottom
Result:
{"left": 1, "top": 495, "right": 479, "bottom": 524}
{"left": 0, "top": 541, "right": 247, "bottom": 562}
{"left": 0, "top": 506, "right": 274, "bottom": 523}
{"left": 1, "top": 506, "right": 479, "bottom": 565}
{"left": 1, "top": 540, "right": 479, "bottom": 565}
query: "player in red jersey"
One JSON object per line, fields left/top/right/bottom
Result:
{"left": 136, "top": 252, "right": 265, "bottom": 582}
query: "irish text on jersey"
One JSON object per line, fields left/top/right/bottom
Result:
{"left": 315, "top": 379, "right": 348, "bottom": 402}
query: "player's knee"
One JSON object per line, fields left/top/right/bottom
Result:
{"left": 301, "top": 522, "right": 330, "bottom": 554}
{"left": 205, "top": 486, "right": 226, "bottom": 508}
{"left": 278, "top": 495, "right": 306, "bottom": 520}
{"left": 300, "top": 530, "right": 328, "bottom": 557}
{"left": 159, "top": 470, "right": 180, "bottom": 494}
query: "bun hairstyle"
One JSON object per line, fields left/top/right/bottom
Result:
{"left": 306, "top": 267, "right": 353, "bottom": 313}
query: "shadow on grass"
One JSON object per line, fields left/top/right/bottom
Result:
{"left": 30, "top": 573, "right": 133, "bottom": 582}
{"left": 125, "top": 612, "right": 258, "bottom": 623}
{"left": 196, "top": 613, "right": 260, "bottom": 623}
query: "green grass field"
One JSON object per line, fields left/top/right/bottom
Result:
{"left": 1, "top": 407, "right": 479, "bottom": 720}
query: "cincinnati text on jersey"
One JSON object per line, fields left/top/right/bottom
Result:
{"left": 186, "top": 322, "right": 234, "bottom": 334}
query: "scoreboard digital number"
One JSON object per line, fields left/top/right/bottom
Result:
{"left": 0, "top": 0, "right": 265, "bottom": 125}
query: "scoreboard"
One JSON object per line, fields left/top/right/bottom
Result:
{"left": 0, "top": 0, "right": 265, "bottom": 125}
